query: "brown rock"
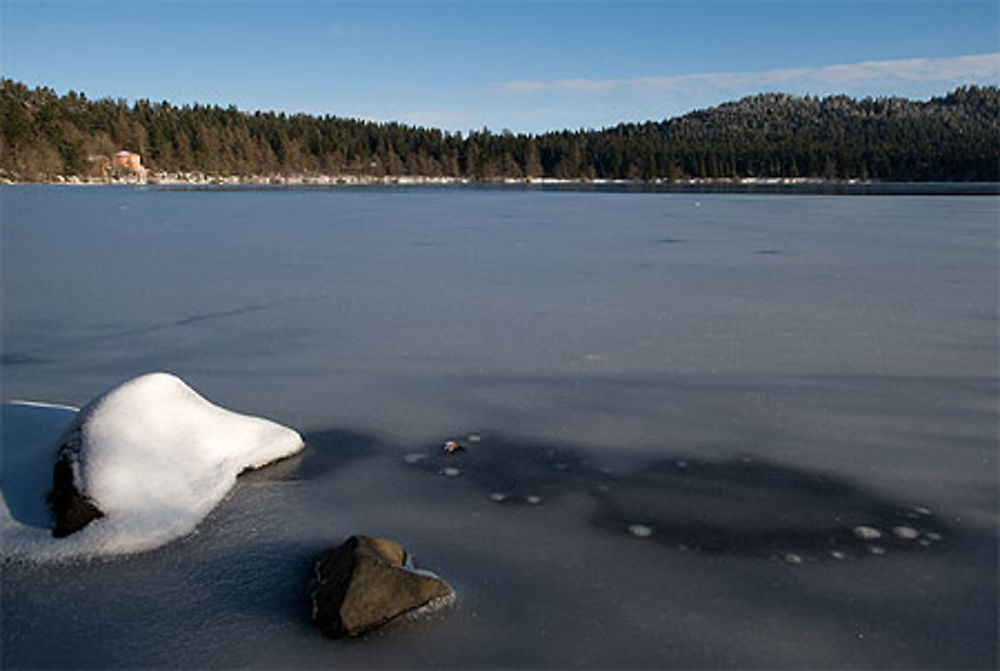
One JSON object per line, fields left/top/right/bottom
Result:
{"left": 311, "top": 535, "right": 453, "bottom": 638}
{"left": 48, "top": 436, "right": 104, "bottom": 537}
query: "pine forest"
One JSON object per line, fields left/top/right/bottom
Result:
{"left": 1, "top": 78, "right": 997, "bottom": 182}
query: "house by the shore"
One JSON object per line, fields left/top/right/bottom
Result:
{"left": 110, "top": 151, "right": 143, "bottom": 173}
{"left": 87, "top": 150, "right": 146, "bottom": 180}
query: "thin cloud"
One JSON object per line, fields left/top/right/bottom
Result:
{"left": 493, "top": 53, "right": 1000, "bottom": 97}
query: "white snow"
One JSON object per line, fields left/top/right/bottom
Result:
{"left": 1, "top": 373, "right": 303, "bottom": 561}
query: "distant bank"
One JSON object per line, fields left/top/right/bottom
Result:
{"left": 7, "top": 176, "right": 996, "bottom": 197}
{"left": 2, "top": 79, "right": 997, "bottom": 184}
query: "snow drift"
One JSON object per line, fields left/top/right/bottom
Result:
{"left": 1, "top": 373, "right": 304, "bottom": 560}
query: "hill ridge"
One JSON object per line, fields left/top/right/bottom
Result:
{"left": 2, "top": 79, "right": 997, "bottom": 182}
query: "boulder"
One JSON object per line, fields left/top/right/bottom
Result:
{"left": 49, "top": 438, "right": 104, "bottom": 537}
{"left": 44, "top": 372, "right": 303, "bottom": 541}
{"left": 311, "top": 535, "right": 453, "bottom": 638}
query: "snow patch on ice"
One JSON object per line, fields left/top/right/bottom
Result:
{"left": 2, "top": 401, "right": 79, "bottom": 529}
{"left": 2, "top": 373, "right": 303, "bottom": 561}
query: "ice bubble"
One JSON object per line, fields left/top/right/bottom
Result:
{"left": 828, "top": 551, "right": 846, "bottom": 560}
{"left": 524, "top": 495, "right": 542, "bottom": 505}
{"left": 404, "top": 453, "right": 428, "bottom": 464}
{"left": 892, "top": 526, "right": 919, "bottom": 540}
{"left": 628, "top": 524, "right": 653, "bottom": 538}
{"left": 467, "top": 434, "right": 482, "bottom": 443}
{"left": 852, "top": 525, "right": 883, "bottom": 541}
{"left": 783, "top": 553, "right": 803, "bottom": 565}
{"left": 440, "top": 467, "right": 461, "bottom": 477}
{"left": 488, "top": 492, "right": 508, "bottom": 503}
{"left": 867, "top": 546, "right": 886, "bottom": 555}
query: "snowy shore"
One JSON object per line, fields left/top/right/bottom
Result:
{"left": 0, "top": 172, "right": 853, "bottom": 187}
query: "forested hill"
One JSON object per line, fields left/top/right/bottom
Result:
{"left": 1, "top": 78, "right": 997, "bottom": 182}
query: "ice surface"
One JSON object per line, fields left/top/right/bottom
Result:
{"left": 1, "top": 373, "right": 303, "bottom": 560}
{"left": 1, "top": 187, "right": 996, "bottom": 667}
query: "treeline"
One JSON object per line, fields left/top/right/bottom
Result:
{"left": 1, "top": 78, "right": 997, "bottom": 182}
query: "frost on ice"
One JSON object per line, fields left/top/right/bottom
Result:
{"left": 1, "top": 373, "right": 304, "bottom": 560}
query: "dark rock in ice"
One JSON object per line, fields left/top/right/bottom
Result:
{"left": 442, "top": 440, "right": 465, "bottom": 454}
{"left": 48, "top": 437, "right": 104, "bottom": 538}
{"left": 311, "top": 535, "right": 453, "bottom": 638}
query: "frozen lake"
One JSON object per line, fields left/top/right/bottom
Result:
{"left": 2, "top": 185, "right": 997, "bottom": 667}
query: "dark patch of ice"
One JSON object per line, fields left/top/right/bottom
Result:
{"left": 251, "top": 429, "right": 378, "bottom": 482}
{"left": 590, "top": 457, "right": 949, "bottom": 559}
{"left": 405, "top": 434, "right": 949, "bottom": 561}
{"left": 406, "top": 433, "right": 604, "bottom": 503}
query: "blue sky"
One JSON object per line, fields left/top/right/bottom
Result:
{"left": 2, "top": 0, "right": 998, "bottom": 133}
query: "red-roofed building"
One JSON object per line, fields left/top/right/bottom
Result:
{"left": 110, "top": 151, "right": 143, "bottom": 172}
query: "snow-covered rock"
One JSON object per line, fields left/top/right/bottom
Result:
{"left": 1, "top": 373, "right": 303, "bottom": 560}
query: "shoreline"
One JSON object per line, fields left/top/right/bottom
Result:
{"left": 3, "top": 174, "right": 997, "bottom": 195}
{"left": 2, "top": 173, "right": 853, "bottom": 187}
